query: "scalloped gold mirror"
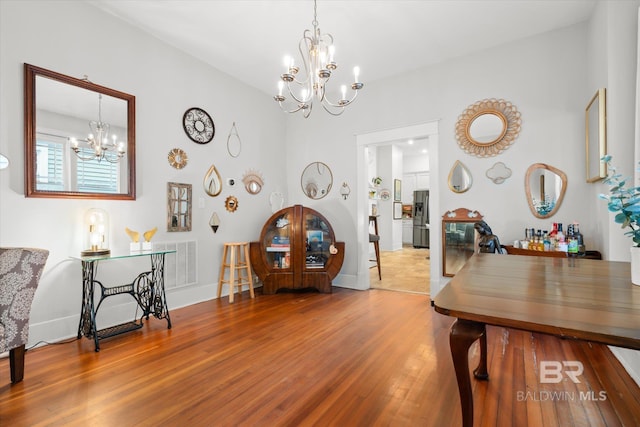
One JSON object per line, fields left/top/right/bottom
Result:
{"left": 301, "top": 162, "right": 332, "bottom": 199}
{"left": 203, "top": 164, "right": 222, "bottom": 197}
{"left": 525, "top": 163, "right": 567, "bottom": 219}
{"left": 25, "top": 63, "right": 135, "bottom": 199}
{"left": 455, "top": 98, "right": 521, "bottom": 157}
{"left": 448, "top": 161, "right": 472, "bottom": 193}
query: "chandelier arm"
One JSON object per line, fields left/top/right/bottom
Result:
{"left": 276, "top": 100, "right": 307, "bottom": 114}
{"left": 320, "top": 103, "right": 345, "bottom": 116}
{"left": 71, "top": 149, "right": 99, "bottom": 162}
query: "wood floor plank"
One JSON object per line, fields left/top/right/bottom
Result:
{"left": 1, "top": 288, "right": 638, "bottom": 426}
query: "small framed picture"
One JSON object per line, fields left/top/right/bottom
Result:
{"left": 393, "top": 202, "right": 402, "bottom": 219}
{"left": 394, "top": 179, "right": 402, "bottom": 201}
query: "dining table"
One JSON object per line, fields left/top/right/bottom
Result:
{"left": 433, "top": 253, "right": 640, "bottom": 427}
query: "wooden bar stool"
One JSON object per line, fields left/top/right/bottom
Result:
{"left": 369, "top": 215, "right": 381, "bottom": 280}
{"left": 217, "top": 242, "right": 255, "bottom": 303}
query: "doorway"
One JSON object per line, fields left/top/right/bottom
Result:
{"left": 355, "top": 121, "right": 441, "bottom": 294}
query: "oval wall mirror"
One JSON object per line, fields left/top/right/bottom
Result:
{"left": 448, "top": 160, "right": 473, "bottom": 193}
{"left": 455, "top": 98, "right": 521, "bottom": 157}
{"left": 301, "top": 162, "right": 333, "bottom": 199}
{"left": 203, "top": 164, "right": 222, "bottom": 197}
{"left": 525, "top": 163, "right": 567, "bottom": 219}
{"left": 468, "top": 112, "right": 507, "bottom": 144}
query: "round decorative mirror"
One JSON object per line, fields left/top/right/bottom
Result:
{"left": 448, "top": 160, "right": 473, "bottom": 193}
{"left": 301, "top": 162, "right": 333, "bottom": 199}
{"left": 525, "top": 163, "right": 567, "bottom": 219}
{"left": 203, "top": 164, "right": 222, "bottom": 197}
{"left": 455, "top": 98, "right": 521, "bottom": 157}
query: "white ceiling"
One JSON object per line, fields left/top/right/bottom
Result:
{"left": 87, "top": 0, "right": 597, "bottom": 156}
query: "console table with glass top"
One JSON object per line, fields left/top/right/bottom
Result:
{"left": 72, "top": 250, "right": 175, "bottom": 351}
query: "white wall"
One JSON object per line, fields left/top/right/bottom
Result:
{"left": 0, "top": 1, "right": 288, "bottom": 343}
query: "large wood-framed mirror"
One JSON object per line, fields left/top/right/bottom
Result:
{"left": 585, "top": 88, "right": 607, "bottom": 183}
{"left": 24, "top": 63, "right": 136, "bottom": 199}
{"left": 442, "top": 208, "right": 483, "bottom": 277}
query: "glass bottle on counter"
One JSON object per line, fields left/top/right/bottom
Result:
{"left": 543, "top": 231, "right": 551, "bottom": 251}
{"left": 556, "top": 223, "right": 566, "bottom": 251}
{"left": 573, "top": 222, "right": 585, "bottom": 255}
{"left": 567, "top": 224, "right": 578, "bottom": 255}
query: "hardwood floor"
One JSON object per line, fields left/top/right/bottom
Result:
{"left": 370, "top": 245, "right": 430, "bottom": 294}
{"left": 1, "top": 288, "right": 638, "bottom": 426}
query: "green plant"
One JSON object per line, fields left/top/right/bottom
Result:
{"left": 372, "top": 177, "right": 382, "bottom": 186}
{"left": 599, "top": 155, "right": 640, "bottom": 246}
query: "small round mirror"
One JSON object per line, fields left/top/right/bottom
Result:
{"left": 525, "top": 163, "right": 567, "bottom": 218}
{"left": 301, "top": 162, "right": 333, "bottom": 199}
{"left": 468, "top": 112, "right": 506, "bottom": 144}
{"left": 0, "top": 154, "right": 8, "bottom": 170}
{"left": 448, "top": 160, "right": 473, "bottom": 193}
{"left": 203, "top": 164, "right": 222, "bottom": 197}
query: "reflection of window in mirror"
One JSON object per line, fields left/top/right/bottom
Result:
{"left": 25, "top": 63, "right": 135, "bottom": 199}
{"left": 167, "top": 182, "right": 192, "bottom": 232}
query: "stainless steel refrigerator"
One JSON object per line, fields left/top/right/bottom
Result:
{"left": 413, "top": 190, "right": 429, "bottom": 248}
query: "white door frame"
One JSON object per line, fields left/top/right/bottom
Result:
{"left": 355, "top": 121, "right": 440, "bottom": 293}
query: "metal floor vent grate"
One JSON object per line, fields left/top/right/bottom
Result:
{"left": 152, "top": 240, "right": 197, "bottom": 289}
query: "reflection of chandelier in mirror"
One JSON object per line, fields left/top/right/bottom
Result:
{"left": 274, "top": 0, "right": 363, "bottom": 118}
{"left": 69, "top": 94, "right": 125, "bottom": 163}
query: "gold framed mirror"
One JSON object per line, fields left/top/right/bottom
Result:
{"left": 203, "top": 164, "right": 222, "bottom": 197}
{"left": 442, "top": 208, "right": 483, "bottom": 277}
{"left": 525, "top": 163, "right": 567, "bottom": 219}
{"left": 24, "top": 63, "right": 136, "bottom": 199}
{"left": 448, "top": 160, "right": 472, "bottom": 193}
{"left": 585, "top": 88, "right": 607, "bottom": 183}
{"left": 455, "top": 98, "right": 521, "bottom": 157}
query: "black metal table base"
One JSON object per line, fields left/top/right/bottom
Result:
{"left": 77, "top": 253, "right": 172, "bottom": 351}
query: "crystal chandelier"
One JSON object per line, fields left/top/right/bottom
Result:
{"left": 69, "top": 93, "right": 125, "bottom": 163}
{"left": 274, "top": 0, "right": 363, "bottom": 118}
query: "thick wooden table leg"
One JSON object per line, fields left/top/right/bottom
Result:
{"left": 450, "top": 319, "right": 488, "bottom": 427}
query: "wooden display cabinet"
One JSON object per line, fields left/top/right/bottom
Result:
{"left": 250, "top": 205, "right": 345, "bottom": 294}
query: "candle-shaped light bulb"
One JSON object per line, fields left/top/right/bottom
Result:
{"left": 117, "top": 142, "right": 125, "bottom": 153}
{"left": 301, "top": 88, "right": 308, "bottom": 101}
{"left": 278, "top": 81, "right": 284, "bottom": 96}
{"left": 70, "top": 137, "right": 78, "bottom": 149}
{"left": 329, "top": 45, "right": 335, "bottom": 62}
{"left": 341, "top": 84, "right": 347, "bottom": 100}
{"left": 353, "top": 66, "right": 360, "bottom": 83}
{"left": 283, "top": 55, "right": 291, "bottom": 70}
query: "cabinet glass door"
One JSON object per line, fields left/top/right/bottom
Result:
{"left": 304, "top": 212, "right": 332, "bottom": 269}
{"left": 263, "top": 212, "right": 291, "bottom": 269}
